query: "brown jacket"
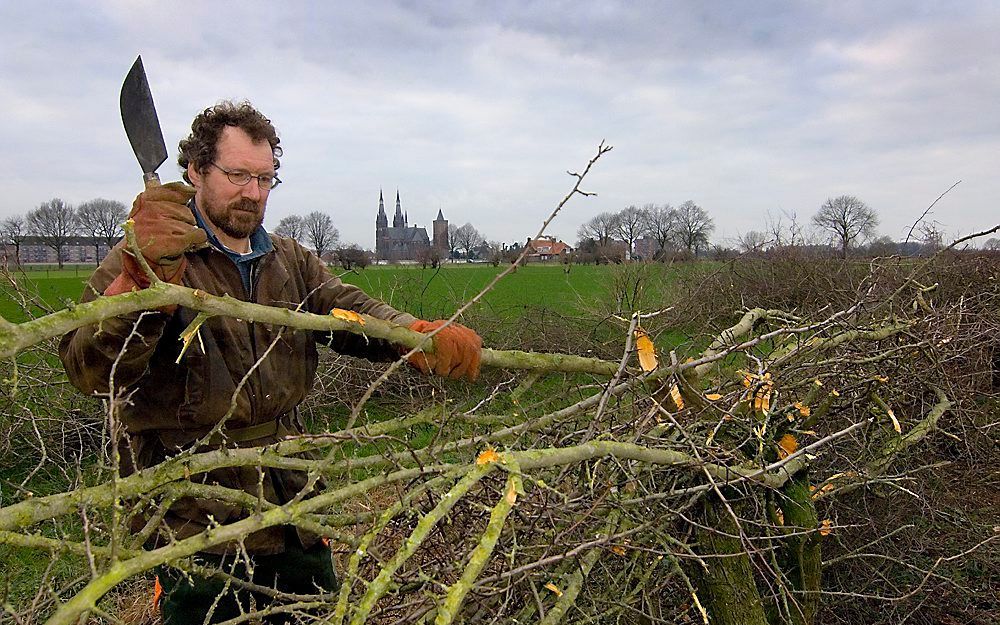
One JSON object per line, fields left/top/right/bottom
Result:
{"left": 59, "top": 234, "right": 415, "bottom": 554}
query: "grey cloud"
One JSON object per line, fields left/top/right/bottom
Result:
{"left": 1, "top": 1, "right": 999, "bottom": 249}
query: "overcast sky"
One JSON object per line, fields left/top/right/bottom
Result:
{"left": 2, "top": 1, "right": 998, "bottom": 249}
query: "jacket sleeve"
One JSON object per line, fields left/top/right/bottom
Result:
{"left": 297, "top": 244, "right": 417, "bottom": 361}
{"left": 58, "top": 245, "right": 172, "bottom": 395}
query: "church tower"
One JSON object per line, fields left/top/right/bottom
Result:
{"left": 376, "top": 190, "right": 388, "bottom": 260}
{"left": 392, "top": 190, "right": 405, "bottom": 228}
{"left": 433, "top": 208, "right": 449, "bottom": 252}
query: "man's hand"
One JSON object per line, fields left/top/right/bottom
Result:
{"left": 105, "top": 182, "right": 207, "bottom": 299}
{"left": 407, "top": 319, "right": 482, "bottom": 381}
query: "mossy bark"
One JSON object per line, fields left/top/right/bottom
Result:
{"left": 688, "top": 497, "right": 769, "bottom": 625}
{"left": 775, "top": 473, "right": 821, "bottom": 625}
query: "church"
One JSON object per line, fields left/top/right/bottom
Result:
{"left": 375, "top": 190, "right": 449, "bottom": 261}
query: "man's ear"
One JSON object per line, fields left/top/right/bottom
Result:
{"left": 187, "top": 163, "right": 203, "bottom": 188}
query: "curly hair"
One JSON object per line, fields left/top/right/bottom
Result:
{"left": 178, "top": 100, "right": 282, "bottom": 184}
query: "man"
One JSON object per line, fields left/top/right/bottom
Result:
{"left": 59, "top": 101, "right": 481, "bottom": 623}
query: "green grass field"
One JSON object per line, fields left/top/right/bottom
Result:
{"left": 0, "top": 265, "right": 97, "bottom": 322}
{"left": 339, "top": 263, "right": 609, "bottom": 320}
{"left": 1, "top": 262, "right": 691, "bottom": 324}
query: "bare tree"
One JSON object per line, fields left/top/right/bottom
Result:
{"left": 576, "top": 211, "right": 619, "bottom": 247}
{"left": 615, "top": 205, "right": 645, "bottom": 261}
{"left": 763, "top": 208, "right": 811, "bottom": 250}
{"left": 1, "top": 215, "right": 28, "bottom": 267}
{"left": 672, "top": 200, "right": 714, "bottom": 255}
{"left": 812, "top": 195, "right": 879, "bottom": 259}
{"left": 27, "top": 198, "right": 79, "bottom": 268}
{"left": 334, "top": 244, "right": 371, "bottom": 270}
{"left": 640, "top": 203, "right": 675, "bottom": 259}
{"left": 452, "top": 223, "right": 484, "bottom": 259}
{"left": 786, "top": 210, "right": 809, "bottom": 247}
{"left": 918, "top": 222, "right": 944, "bottom": 253}
{"left": 447, "top": 224, "right": 460, "bottom": 259}
{"left": 303, "top": 211, "right": 339, "bottom": 260}
{"left": 736, "top": 230, "right": 769, "bottom": 255}
{"left": 416, "top": 246, "right": 442, "bottom": 269}
{"left": 762, "top": 210, "right": 786, "bottom": 249}
{"left": 485, "top": 240, "right": 505, "bottom": 266}
{"left": 274, "top": 215, "right": 305, "bottom": 243}
{"left": 77, "top": 198, "right": 127, "bottom": 264}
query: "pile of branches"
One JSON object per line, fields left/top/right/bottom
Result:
{"left": 2, "top": 247, "right": 998, "bottom": 625}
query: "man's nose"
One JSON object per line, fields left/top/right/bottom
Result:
{"left": 241, "top": 180, "right": 263, "bottom": 201}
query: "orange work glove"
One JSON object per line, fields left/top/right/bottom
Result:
{"left": 407, "top": 319, "right": 482, "bottom": 381}
{"left": 105, "top": 183, "right": 207, "bottom": 298}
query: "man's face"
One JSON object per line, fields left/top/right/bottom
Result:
{"left": 188, "top": 126, "right": 274, "bottom": 244}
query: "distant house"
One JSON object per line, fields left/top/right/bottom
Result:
{"left": 525, "top": 236, "right": 573, "bottom": 262}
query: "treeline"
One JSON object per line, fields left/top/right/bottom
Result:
{"left": 573, "top": 194, "right": 961, "bottom": 264}
{"left": 576, "top": 200, "right": 714, "bottom": 262}
{"left": 2, "top": 198, "right": 128, "bottom": 268}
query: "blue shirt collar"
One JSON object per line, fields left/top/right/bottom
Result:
{"left": 190, "top": 200, "right": 273, "bottom": 263}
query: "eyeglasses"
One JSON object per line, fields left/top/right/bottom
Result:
{"left": 209, "top": 163, "right": 281, "bottom": 190}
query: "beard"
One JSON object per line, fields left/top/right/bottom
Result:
{"left": 203, "top": 197, "right": 264, "bottom": 240}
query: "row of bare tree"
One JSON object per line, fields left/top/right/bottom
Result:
{"left": 2, "top": 198, "right": 128, "bottom": 268}
{"left": 577, "top": 200, "right": 716, "bottom": 261}
{"left": 574, "top": 195, "right": 903, "bottom": 262}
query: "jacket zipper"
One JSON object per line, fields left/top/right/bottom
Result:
{"left": 212, "top": 247, "right": 266, "bottom": 421}
{"left": 246, "top": 252, "right": 275, "bottom": 423}
{"left": 247, "top": 258, "right": 260, "bottom": 419}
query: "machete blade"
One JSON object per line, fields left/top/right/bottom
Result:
{"left": 120, "top": 55, "right": 168, "bottom": 184}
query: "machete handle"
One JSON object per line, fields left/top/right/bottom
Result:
{"left": 143, "top": 172, "right": 161, "bottom": 189}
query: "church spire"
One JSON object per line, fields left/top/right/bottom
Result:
{"left": 392, "top": 189, "right": 404, "bottom": 228}
{"left": 376, "top": 189, "right": 388, "bottom": 229}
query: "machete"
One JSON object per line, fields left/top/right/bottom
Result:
{"left": 120, "top": 55, "right": 167, "bottom": 189}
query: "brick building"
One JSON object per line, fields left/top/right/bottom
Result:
{"left": 2, "top": 236, "right": 112, "bottom": 266}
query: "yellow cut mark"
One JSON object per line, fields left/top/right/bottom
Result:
{"left": 670, "top": 384, "right": 685, "bottom": 410}
{"left": 634, "top": 328, "right": 658, "bottom": 372}
{"left": 777, "top": 433, "right": 798, "bottom": 459}
{"left": 810, "top": 483, "right": 835, "bottom": 499}
{"left": 886, "top": 407, "right": 902, "bottom": 433}
{"left": 330, "top": 308, "right": 366, "bottom": 325}
{"left": 818, "top": 519, "right": 834, "bottom": 536}
{"left": 754, "top": 387, "right": 772, "bottom": 413}
{"left": 476, "top": 447, "right": 501, "bottom": 466}
{"left": 505, "top": 481, "right": 518, "bottom": 505}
